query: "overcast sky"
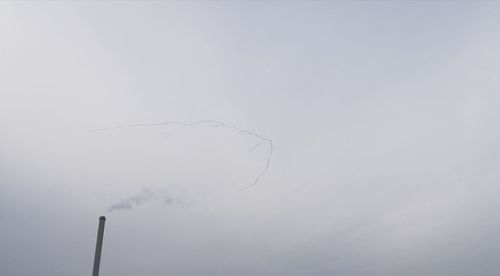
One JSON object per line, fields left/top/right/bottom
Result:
{"left": 1, "top": 2, "right": 500, "bottom": 276}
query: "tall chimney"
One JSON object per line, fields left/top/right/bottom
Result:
{"left": 92, "top": 216, "right": 106, "bottom": 276}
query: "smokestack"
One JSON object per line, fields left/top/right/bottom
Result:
{"left": 92, "top": 216, "right": 106, "bottom": 276}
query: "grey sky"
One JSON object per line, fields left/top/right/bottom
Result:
{"left": 1, "top": 2, "right": 500, "bottom": 276}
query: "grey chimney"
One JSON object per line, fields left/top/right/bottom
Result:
{"left": 92, "top": 216, "right": 106, "bottom": 276}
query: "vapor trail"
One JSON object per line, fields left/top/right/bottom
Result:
{"left": 93, "top": 120, "right": 273, "bottom": 189}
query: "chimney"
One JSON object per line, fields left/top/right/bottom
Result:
{"left": 92, "top": 216, "right": 106, "bottom": 276}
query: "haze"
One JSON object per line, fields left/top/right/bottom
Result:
{"left": 1, "top": 2, "right": 500, "bottom": 276}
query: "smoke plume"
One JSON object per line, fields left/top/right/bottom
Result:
{"left": 96, "top": 120, "right": 273, "bottom": 212}
{"left": 107, "top": 187, "right": 175, "bottom": 213}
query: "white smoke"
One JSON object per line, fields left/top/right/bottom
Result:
{"left": 97, "top": 120, "right": 273, "bottom": 212}
{"left": 107, "top": 187, "right": 175, "bottom": 213}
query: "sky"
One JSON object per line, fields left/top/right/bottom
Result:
{"left": 1, "top": 1, "right": 500, "bottom": 276}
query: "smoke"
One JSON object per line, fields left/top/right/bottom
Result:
{"left": 107, "top": 187, "right": 175, "bottom": 213}
{"left": 96, "top": 120, "right": 273, "bottom": 212}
